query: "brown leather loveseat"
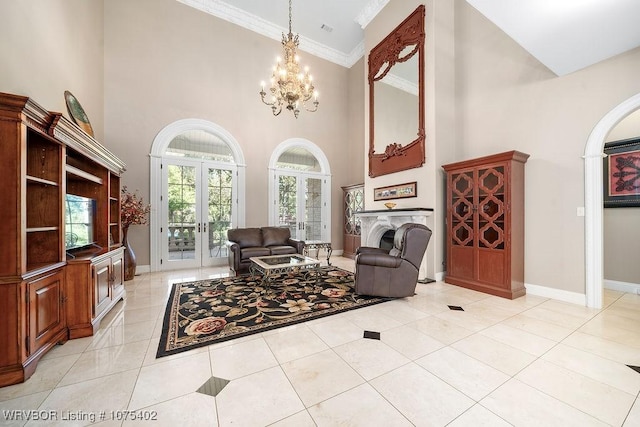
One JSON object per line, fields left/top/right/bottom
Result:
{"left": 226, "top": 227, "right": 305, "bottom": 275}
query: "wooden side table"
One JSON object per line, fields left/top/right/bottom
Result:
{"left": 303, "top": 241, "right": 332, "bottom": 266}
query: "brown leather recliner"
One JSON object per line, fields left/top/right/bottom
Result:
{"left": 354, "top": 223, "right": 432, "bottom": 297}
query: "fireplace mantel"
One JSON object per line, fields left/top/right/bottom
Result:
{"left": 355, "top": 208, "right": 434, "bottom": 281}
{"left": 356, "top": 208, "right": 434, "bottom": 216}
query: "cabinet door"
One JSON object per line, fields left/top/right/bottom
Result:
{"left": 448, "top": 170, "right": 475, "bottom": 280}
{"left": 93, "top": 258, "right": 111, "bottom": 318}
{"left": 28, "top": 270, "right": 65, "bottom": 355}
{"left": 476, "top": 164, "right": 507, "bottom": 287}
{"left": 111, "top": 252, "right": 124, "bottom": 298}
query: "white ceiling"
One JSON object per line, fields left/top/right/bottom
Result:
{"left": 179, "top": 0, "right": 640, "bottom": 75}
{"left": 466, "top": 0, "right": 640, "bottom": 76}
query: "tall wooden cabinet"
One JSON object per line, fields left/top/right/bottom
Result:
{"left": 443, "top": 151, "right": 529, "bottom": 299}
{"left": 0, "top": 93, "right": 126, "bottom": 386}
{"left": 342, "top": 184, "right": 364, "bottom": 259}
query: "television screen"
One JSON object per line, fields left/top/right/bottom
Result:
{"left": 65, "top": 194, "right": 96, "bottom": 250}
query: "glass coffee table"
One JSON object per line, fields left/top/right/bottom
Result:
{"left": 249, "top": 254, "right": 321, "bottom": 286}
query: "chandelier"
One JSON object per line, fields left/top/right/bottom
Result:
{"left": 259, "top": 0, "right": 319, "bottom": 118}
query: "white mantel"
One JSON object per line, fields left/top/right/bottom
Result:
{"left": 355, "top": 208, "right": 434, "bottom": 281}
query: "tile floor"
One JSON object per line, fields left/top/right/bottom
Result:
{"left": 1, "top": 257, "right": 639, "bottom": 426}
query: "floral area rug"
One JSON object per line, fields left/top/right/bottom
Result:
{"left": 156, "top": 266, "right": 388, "bottom": 358}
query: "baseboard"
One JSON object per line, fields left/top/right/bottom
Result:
{"left": 135, "top": 265, "right": 150, "bottom": 275}
{"left": 435, "top": 271, "right": 445, "bottom": 282}
{"left": 524, "top": 282, "right": 586, "bottom": 306}
{"left": 604, "top": 279, "right": 640, "bottom": 294}
{"left": 331, "top": 250, "right": 343, "bottom": 256}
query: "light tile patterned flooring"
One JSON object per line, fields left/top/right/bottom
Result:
{"left": 1, "top": 257, "right": 640, "bottom": 426}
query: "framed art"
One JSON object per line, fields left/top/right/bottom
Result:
{"left": 374, "top": 181, "right": 417, "bottom": 201}
{"left": 603, "top": 137, "right": 640, "bottom": 208}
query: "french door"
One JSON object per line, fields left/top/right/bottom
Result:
{"left": 275, "top": 171, "right": 327, "bottom": 241}
{"left": 161, "top": 158, "right": 236, "bottom": 269}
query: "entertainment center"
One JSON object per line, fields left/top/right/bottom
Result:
{"left": 0, "top": 92, "right": 126, "bottom": 387}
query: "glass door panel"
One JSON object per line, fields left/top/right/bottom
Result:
{"left": 203, "top": 167, "right": 234, "bottom": 266}
{"left": 166, "top": 162, "right": 200, "bottom": 269}
{"left": 304, "top": 177, "right": 322, "bottom": 241}
{"left": 277, "top": 174, "right": 299, "bottom": 238}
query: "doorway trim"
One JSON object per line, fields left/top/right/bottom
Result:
{"left": 584, "top": 92, "right": 640, "bottom": 308}
{"left": 149, "top": 118, "right": 246, "bottom": 272}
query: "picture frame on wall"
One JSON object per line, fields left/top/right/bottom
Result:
{"left": 374, "top": 182, "right": 417, "bottom": 201}
{"left": 603, "top": 137, "right": 640, "bottom": 208}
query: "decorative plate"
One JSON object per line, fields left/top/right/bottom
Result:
{"left": 64, "top": 90, "right": 94, "bottom": 137}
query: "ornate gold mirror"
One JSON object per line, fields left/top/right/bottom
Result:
{"left": 368, "top": 5, "right": 425, "bottom": 178}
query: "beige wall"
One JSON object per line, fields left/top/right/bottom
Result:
{"left": 103, "top": 0, "right": 359, "bottom": 265}
{"left": 455, "top": 0, "right": 640, "bottom": 294}
{"left": 0, "top": 0, "right": 105, "bottom": 139}
{"left": 347, "top": 58, "right": 365, "bottom": 186}
{"left": 604, "top": 110, "right": 640, "bottom": 284}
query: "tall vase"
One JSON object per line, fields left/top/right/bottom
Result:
{"left": 122, "top": 226, "right": 137, "bottom": 281}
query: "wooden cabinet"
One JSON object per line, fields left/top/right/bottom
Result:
{"left": 0, "top": 92, "right": 126, "bottom": 386}
{"left": 0, "top": 94, "right": 67, "bottom": 387}
{"left": 66, "top": 248, "right": 125, "bottom": 338}
{"left": 443, "top": 151, "right": 529, "bottom": 299}
{"left": 342, "top": 184, "right": 364, "bottom": 259}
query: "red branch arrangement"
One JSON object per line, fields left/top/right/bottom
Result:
{"left": 121, "top": 186, "right": 150, "bottom": 228}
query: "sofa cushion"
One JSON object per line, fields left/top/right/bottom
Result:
{"left": 228, "top": 228, "right": 263, "bottom": 248}
{"left": 262, "top": 227, "right": 291, "bottom": 247}
{"left": 240, "top": 247, "right": 270, "bottom": 260}
{"left": 269, "top": 245, "right": 297, "bottom": 256}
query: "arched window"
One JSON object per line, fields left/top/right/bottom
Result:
{"left": 150, "top": 119, "right": 246, "bottom": 271}
{"left": 269, "top": 139, "right": 331, "bottom": 242}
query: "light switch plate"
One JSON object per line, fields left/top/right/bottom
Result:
{"left": 577, "top": 207, "right": 585, "bottom": 217}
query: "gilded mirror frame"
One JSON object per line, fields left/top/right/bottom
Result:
{"left": 368, "top": 5, "right": 425, "bottom": 178}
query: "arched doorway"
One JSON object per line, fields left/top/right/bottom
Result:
{"left": 584, "top": 92, "right": 640, "bottom": 308}
{"left": 150, "top": 119, "right": 246, "bottom": 272}
{"left": 268, "top": 139, "right": 332, "bottom": 242}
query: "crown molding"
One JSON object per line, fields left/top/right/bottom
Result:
{"left": 355, "top": 0, "right": 390, "bottom": 29}
{"left": 178, "top": 0, "right": 366, "bottom": 68}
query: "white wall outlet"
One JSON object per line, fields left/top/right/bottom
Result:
{"left": 577, "top": 207, "right": 585, "bottom": 217}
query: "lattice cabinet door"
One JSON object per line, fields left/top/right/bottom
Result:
{"left": 342, "top": 184, "right": 364, "bottom": 259}
{"left": 448, "top": 170, "right": 476, "bottom": 280}
{"left": 443, "top": 151, "right": 529, "bottom": 299}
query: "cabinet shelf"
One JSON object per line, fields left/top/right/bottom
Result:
{"left": 66, "top": 165, "right": 103, "bottom": 184}
{"left": 26, "top": 175, "right": 59, "bottom": 186}
{"left": 26, "top": 226, "right": 59, "bottom": 233}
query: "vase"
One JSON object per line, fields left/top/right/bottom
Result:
{"left": 122, "top": 226, "right": 137, "bottom": 281}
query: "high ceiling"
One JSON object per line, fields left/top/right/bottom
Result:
{"left": 179, "top": 0, "right": 640, "bottom": 75}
